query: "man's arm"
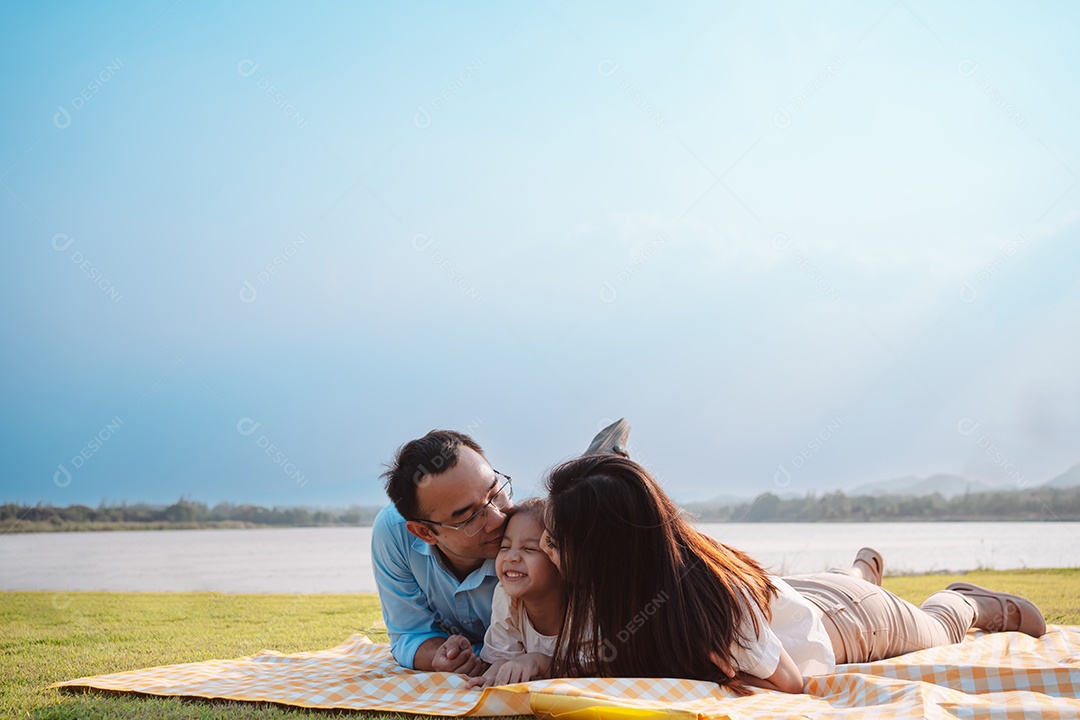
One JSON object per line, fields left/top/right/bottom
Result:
{"left": 413, "top": 637, "right": 451, "bottom": 671}
{"left": 370, "top": 508, "right": 447, "bottom": 669}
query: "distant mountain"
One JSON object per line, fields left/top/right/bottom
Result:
{"left": 1042, "top": 464, "right": 1080, "bottom": 489}
{"left": 685, "top": 465, "right": 1080, "bottom": 507}
{"left": 846, "top": 474, "right": 1005, "bottom": 499}
{"left": 686, "top": 491, "right": 803, "bottom": 508}
{"left": 691, "top": 493, "right": 754, "bottom": 506}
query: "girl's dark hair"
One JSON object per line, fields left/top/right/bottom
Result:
{"left": 544, "top": 454, "right": 776, "bottom": 692}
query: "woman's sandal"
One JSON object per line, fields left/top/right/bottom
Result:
{"left": 945, "top": 582, "right": 1047, "bottom": 637}
{"left": 854, "top": 547, "right": 884, "bottom": 586}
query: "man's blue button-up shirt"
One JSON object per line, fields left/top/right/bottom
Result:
{"left": 371, "top": 504, "right": 499, "bottom": 669}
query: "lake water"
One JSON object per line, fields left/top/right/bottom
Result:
{"left": 1, "top": 522, "right": 1077, "bottom": 594}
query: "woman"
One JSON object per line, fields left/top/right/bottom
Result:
{"left": 541, "top": 454, "right": 1046, "bottom": 694}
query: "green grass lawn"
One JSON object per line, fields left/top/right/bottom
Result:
{"left": 3, "top": 569, "right": 1078, "bottom": 719}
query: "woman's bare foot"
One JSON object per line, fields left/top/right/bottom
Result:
{"left": 851, "top": 547, "right": 884, "bottom": 586}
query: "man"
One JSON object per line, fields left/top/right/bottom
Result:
{"left": 373, "top": 419, "right": 630, "bottom": 672}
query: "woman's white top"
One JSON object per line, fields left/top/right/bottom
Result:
{"left": 480, "top": 584, "right": 559, "bottom": 663}
{"left": 730, "top": 576, "right": 836, "bottom": 678}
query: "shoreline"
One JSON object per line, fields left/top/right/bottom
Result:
{"left": 5, "top": 568, "right": 1077, "bottom": 596}
{"left": 6, "top": 516, "right": 1080, "bottom": 534}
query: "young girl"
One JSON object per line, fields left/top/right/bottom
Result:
{"left": 542, "top": 454, "right": 1047, "bottom": 694}
{"left": 466, "top": 498, "right": 566, "bottom": 688}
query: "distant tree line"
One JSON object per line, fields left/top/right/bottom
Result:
{"left": 0, "top": 499, "right": 384, "bottom": 531}
{"left": 684, "top": 486, "right": 1080, "bottom": 522}
{"left": 5, "top": 485, "right": 1079, "bottom": 532}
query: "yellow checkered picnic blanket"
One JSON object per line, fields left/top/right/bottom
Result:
{"left": 52, "top": 626, "right": 1080, "bottom": 718}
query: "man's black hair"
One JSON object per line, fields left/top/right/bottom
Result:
{"left": 381, "top": 430, "right": 484, "bottom": 520}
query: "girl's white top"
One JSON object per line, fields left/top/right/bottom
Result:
{"left": 480, "top": 584, "right": 559, "bottom": 663}
{"left": 731, "top": 576, "right": 836, "bottom": 678}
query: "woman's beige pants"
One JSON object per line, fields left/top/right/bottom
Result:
{"left": 785, "top": 572, "right": 977, "bottom": 664}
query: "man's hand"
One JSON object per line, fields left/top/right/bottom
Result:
{"left": 466, "top": 653, "right": 551, "bottom": 688}
{"left": 431, "top": 635, "right": 487, "bottom": 676}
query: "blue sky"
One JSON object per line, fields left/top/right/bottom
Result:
{"left": 2, "top": 1, "right": 1078, "bottom": 511}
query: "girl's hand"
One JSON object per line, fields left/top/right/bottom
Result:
{"left": 492, "top": 657, "right": 537, "bottom": 685}
{"left": 466, "top": 654, "right": 551, "bottom": 688}
{"left": 465, "top": 660, "right": 504, "bottom": 689}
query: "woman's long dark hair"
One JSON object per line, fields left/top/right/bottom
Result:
{"left": 545, "top": 454, "right": 776, "bottom": 692}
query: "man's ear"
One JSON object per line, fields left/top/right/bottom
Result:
{"left": 406, "top": 520, "right": 439, "bottom": 545}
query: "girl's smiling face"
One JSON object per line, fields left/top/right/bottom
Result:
{"left": 496, "top": 512, "right": 561, "bottom": 599}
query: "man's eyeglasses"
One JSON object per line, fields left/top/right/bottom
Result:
{"left": 418, "top": 472, "right": 513, "bottom": 537}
